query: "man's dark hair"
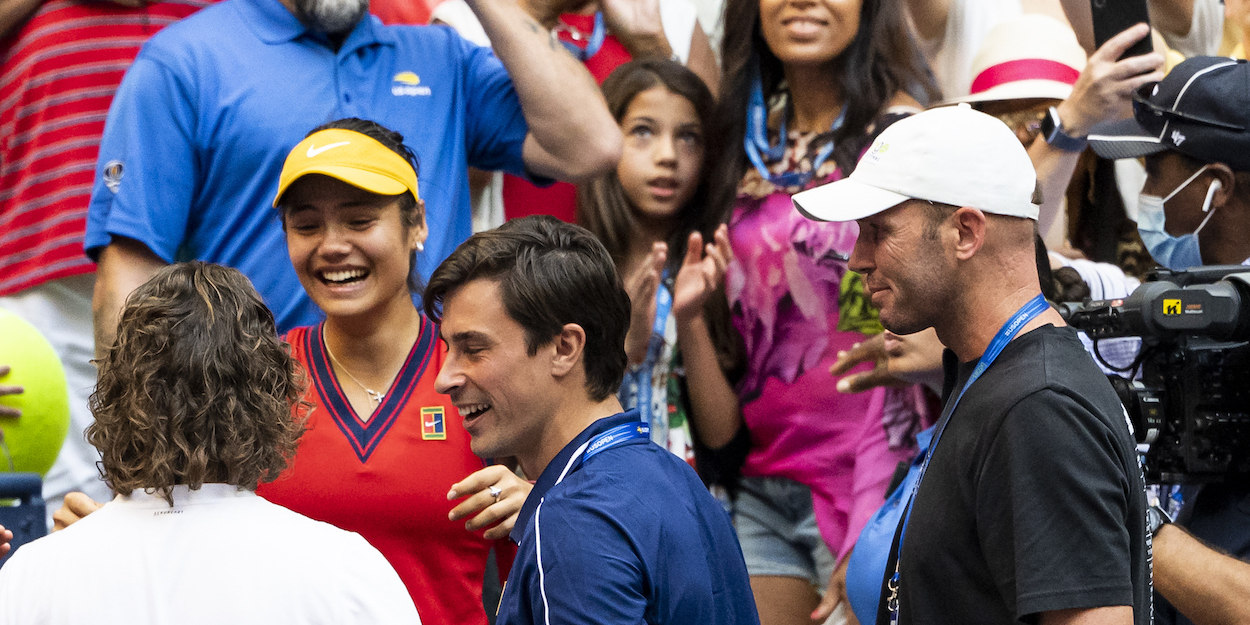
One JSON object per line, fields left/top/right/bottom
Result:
{"left": 424, "top": 216, "right": 630, "bottom": 402}
{"left": 88, "top": 262, "right": 308, "bottom": 505}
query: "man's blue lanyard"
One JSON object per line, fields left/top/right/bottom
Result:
{"left": 579, "top": 421, "right": 651, "bottom": 469}
{"left": 886, "top": 293, "right": 1050, "bottom": 625}
{"left": 743, "top": 62, "right": 845, "bottom": 189}
{"left": 558, "top": 12, "right": 606, "bottom": 62}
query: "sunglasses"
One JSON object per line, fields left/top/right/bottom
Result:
{"left": 991, "top": 108, "right": 1047, "bottom": 145}
{"left": 1132, "top": 83, "right": 1246, "bottom": 132}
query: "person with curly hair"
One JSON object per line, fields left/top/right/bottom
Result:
{"left": 0, "top": 262, "right": 418, "bottom": 625}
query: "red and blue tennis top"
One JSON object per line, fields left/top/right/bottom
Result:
{"left": 258, "top": 318, "right": 510, "bottom": 625}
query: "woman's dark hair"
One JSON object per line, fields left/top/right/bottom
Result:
{"left": 708, "top": 0, "right": 938, "bottom": 219}
{"left": 88, "top": 262, "right": 309, "bottom": 505}
{"left": 424, "top": 216, "right": 630, "bottom": 402}
{"left": 1034, "top": 232, "right": 1092, "bottom": 303}
{"left": 279, "top": 117, "right": 426, "bottom": 293}
{"left": 578, "top": 59, "right": 717, "bottom": 268}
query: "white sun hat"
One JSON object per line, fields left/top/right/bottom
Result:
{"left": 945, "top": 14, "right": 1086, "bottom": 105}
{"left": 792, "top": 104, "right": 1040, "bottom": 222}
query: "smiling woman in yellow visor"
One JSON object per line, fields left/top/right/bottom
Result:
{"left": 256, "top": 118, "right": 531, "bottom": 624}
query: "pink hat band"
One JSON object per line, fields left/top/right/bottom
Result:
{"left": 969, "top": 59, "right": 1081, "bottom": 96}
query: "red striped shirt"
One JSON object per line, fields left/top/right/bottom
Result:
{"left": 0, "top": 0, "right": 212, "bottom": 295}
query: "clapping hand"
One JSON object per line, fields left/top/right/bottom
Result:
{"left": 623, "top": 242, "right": 667, "bottom": 365}
{"left": 672, "top": 225, "right": 732, "bottom": 325}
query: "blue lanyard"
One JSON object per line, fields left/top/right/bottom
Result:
{"left": 559, "top": 12, "right": 606, "bottom": 62}
{"left": 743, "top": 61, "right": 845, "bottom": 189}
{"left": 630, "top": 275, "right": 672, "bottom": 439}
{"left": 886, "top": 293, "right": 1050, "bottom": 625}
{"left": 580, "top": 421, "right": 650, "bottom": 467}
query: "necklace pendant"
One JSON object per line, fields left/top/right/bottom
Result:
{"left": 366, "top": 389, "right": 385, "bottom": 405}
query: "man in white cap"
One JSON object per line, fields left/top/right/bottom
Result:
{"left": 793, "top": 104, "right": 1149, "bottom": 625}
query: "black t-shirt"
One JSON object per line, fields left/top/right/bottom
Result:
{"left": 893, "top": 325, "right": 1150, "bottom": 625}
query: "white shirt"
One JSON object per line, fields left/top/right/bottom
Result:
{"left": 1051, "top": 252, "right": 1144, "bottom": 376}
{"left": 0, "top": 484, "right": 420, "bottom": 625}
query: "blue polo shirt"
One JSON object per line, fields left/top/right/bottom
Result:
{"left": 498, "top": 410, "right": 759, "bottom": 625}
{"left": 84, "top": 0, "right": 533, "bottom": 331}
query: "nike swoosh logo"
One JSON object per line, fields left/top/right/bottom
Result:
{"left": 306, "top": 141, "right": 350, "bottom": 158}
{"left": 424, "top": 420, "right": 438, "bottom": 427}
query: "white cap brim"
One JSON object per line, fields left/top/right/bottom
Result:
{"left": 792, "top": 176, "right": 912, "bottom": 223}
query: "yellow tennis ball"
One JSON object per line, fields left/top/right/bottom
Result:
{"left": 0, "top": 307, "right": 70, "bottom": 477}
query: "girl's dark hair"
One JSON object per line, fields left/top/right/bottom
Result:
{"left": 578, "top": 59, "right": 717, "bottom": 268}
{"left": 280, "top": 117, "right": 426, "bottom": 293}
{"left": 88, "top": 262, "right": 309, "bottom": 505}
{"left": 576, "top": 59, "right": 748, "bottom": 469}
{"left": 708, "top": 0, "right": 938, "bottom": 219}
{"left": 1034, "top": 232, "right": 1091, "bottom": 303}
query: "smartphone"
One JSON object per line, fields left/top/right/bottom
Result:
{"left": 1091, "top": 0, "right": 1153, "bottom": 59}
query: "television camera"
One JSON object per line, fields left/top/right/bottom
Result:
{"left": 1058, "top": 266, "right": 1250, "bottom": 484}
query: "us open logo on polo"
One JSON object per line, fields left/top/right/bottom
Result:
{"left": 103, "top": 160, "right": 124, "bottom": 193}
{"left": 392, "top": 72, "right": 432, "bottom": 97}
{"left": 421, "top": 406, "right": 446, "bottom": 440}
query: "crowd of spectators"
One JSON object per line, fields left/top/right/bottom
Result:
{"left": 2, "top": 0, "right": 1250, "bottom": 624}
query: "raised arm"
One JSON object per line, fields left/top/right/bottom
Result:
{"left": 1148, "top": 0, "right": 1195, "bottom": 39}
{"left": 1030, "top": 23, "right": 1163, "bottom": 236}
{"left": 672, "top": 226, "right": 742, "bottom": 450}
{"left": 598, "top": 0, "right": 720, "bottom": 95}
{"left": 0, "top": 0, "right": 40, "bottom": 40}
{"left": 92, "top": 237, "right": 168, "bottom": 358}
{"left": 904, "top": 0, "right": 951, "bottom": 42}
{"left": 467, "top": 0, "right": 621, "bottom": 183}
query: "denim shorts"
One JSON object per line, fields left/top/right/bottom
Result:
{"left": 732, "top": 475, "right": 836, "bottom": 586}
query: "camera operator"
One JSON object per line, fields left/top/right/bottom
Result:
{"left": 1085, "top": 55, "right": 1250, "bottom": 625}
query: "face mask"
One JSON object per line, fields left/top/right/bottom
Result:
{"left": 1137, "top": 165, "right": 1222, "bottom": 270}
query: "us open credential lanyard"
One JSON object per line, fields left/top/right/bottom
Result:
{"left": 558, "top": 12, "right": 606, "bottom": 62}
{"left": 743, "top": 63, "right": 846, "bottom": 189}
{"left": 885, "top": 294, "right": 1050, "bottom": 625}
{"left": 578, "top": 421, "right": 650, "bottom": 469}
{"left": 623, "top": 275, "right": 673, "bottom": 439}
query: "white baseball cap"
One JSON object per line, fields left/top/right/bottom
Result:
{"left": 792, "top": 104, "right": 1039, "bottom": 222}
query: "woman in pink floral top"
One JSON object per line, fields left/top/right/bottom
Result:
{"left": 707, "top": 0, "right": 938, "bottom": 623}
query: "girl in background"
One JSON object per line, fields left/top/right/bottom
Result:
{"left": 578, "top": 59, "right": 745, "bottom": 469}
{"left": 707, "top": 0, "right": 938, "bottom": 622}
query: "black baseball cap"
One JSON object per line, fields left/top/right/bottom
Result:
{"left": 1088, "top": 56, "right": 1250, "bottom": 171}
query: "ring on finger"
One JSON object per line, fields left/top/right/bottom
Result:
{"left": 488, "top": 485, "right": 502, "bottom": 501}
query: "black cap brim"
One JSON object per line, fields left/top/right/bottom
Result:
{"left": 1088, "top": 117, "right": 1170, "bottom": 160}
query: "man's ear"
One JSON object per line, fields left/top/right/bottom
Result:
{"left": 1208, "top": 163, "right": 1236, "bottom": 210}
{"left": 951, "top": 207, "right": 988, "bottom": 261}
{"left": 550, "top": 323, "right": 587, "bottom": 378}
